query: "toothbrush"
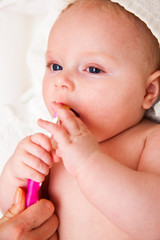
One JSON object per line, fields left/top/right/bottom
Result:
{"left": 26, "top": 179, "right": 41, "bottom": 208}
{"left": 52, "top": 104, "right": 70, "bottom": 124}
{"left": 26, "top": 103, "right": 70, "bottom": 208}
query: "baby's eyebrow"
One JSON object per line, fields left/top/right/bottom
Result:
{"left": 45, "top": 50, "right": 118, "bottom": 67}
{"left": 45, "top": 51, "right": 53, "bottom": 60}
{"left": 83, "top": 51, "right": 118, "bottom": 65}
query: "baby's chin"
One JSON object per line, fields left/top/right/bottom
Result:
{"left": 93, "top": 127, "right": 121, "bottom": 143}
{"left": 89, "top": 130, "right": 108, "bottom": 144}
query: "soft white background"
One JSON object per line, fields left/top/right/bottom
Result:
{"left": 0, "top": 0, "right": 69, "bottom": 176}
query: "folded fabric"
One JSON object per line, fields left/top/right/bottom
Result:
{"left": 111, "top": 0, "right": 160, "bottom": 42}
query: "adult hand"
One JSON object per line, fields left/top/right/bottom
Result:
{"left": 0, "top": 188, "right": 59, "bottom": 239}
{"left": 0, "top": 187, "right": 26, "bottom": 224}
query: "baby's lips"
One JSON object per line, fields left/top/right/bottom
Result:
{"left": 52, "top": 101, "right": 71, "bottom": 109}
{"left": 59, "top": 103, "right": 80, "bottom": 117}
{"left": 58, "top": 102, "right": 71, "bottom": 110}
{"left": 52, "top": 101, "right": 79, "bottom": 118}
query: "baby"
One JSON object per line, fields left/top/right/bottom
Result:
{"left": 1, "top": 0, "right": 160, "bottom": 239}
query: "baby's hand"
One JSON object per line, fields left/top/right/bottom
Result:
{"left": 38, "top": 102, "right": 100, "bottom": 177}
{"left": 8, "top": 133, "right": 53, "bottom": 183}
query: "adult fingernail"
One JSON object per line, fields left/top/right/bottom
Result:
{"left": 14, "top": 187, "right": 22, "bottom": 205}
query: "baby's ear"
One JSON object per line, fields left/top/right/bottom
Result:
{"left": 143, "top": 70, "right": 160, "bottom": 109}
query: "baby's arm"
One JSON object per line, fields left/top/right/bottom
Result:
{"left": 39, "top": 103, "right": 160, "bottom": 240}
{"left": 0, "top": 133, "right": 53, "bottom": 213}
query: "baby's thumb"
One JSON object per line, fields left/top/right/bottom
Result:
{"left": 0, "top": 187, "right": 26, "bottom": 224}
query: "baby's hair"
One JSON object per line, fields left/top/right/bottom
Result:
{"left": 62, "top": 0, "right": 160, "bottom": 72}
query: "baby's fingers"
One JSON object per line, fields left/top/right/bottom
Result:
{"left": 24, "top": 137, "right": 53, "bottom": 167}
{"left": 31, "top": 133, "right": 52, "bottom": 152}
{"left": 21, "top": 161, "right": 46, "bottom": 182}
{"left": 51, "top": 102, "right": 83, "bottom": 135}
{"left": 38, "top": 119, "right": 70, "bottom": 146}
{"left": 24, "top": 153, "right": 50, "bottom": 176}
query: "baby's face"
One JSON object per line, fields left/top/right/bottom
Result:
{"left": 43, "top": 3, "right": 149, "bottom": 142}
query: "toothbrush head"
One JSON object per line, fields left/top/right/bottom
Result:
{"left": 53, "top": 103, "right": 71, "bottom": 124}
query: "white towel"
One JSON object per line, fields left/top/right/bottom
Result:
{"left": 111, "top": 0, "right": 160, "bottom": 122}
{"left": 111, "top": 0, "right": 160, "bottom": 43}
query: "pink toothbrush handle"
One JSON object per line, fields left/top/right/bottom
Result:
{"left": 26, "top": 179, "right": 41, "bottom": 208}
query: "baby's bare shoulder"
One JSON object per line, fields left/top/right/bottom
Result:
{"left": 137, "top": 119, "right": 160, "bottom": 174}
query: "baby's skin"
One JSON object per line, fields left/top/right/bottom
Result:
{"left": 1, "top": 1, "right": 160, "bottom": 239}
{"left": 38, "top": 104, "right": 160, "bottom": 240}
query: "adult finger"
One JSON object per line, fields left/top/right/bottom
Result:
{"left": 0, "top": 188, "right": 25, "bottom": 224}
{"left": 30, "top": 213, "right": 59, "bottom": 240}
{"left": 48, "top": 232, "right": 59, "bottom": 240}
{"left": 14, "top": 199, "right": 55, "bottom": 231}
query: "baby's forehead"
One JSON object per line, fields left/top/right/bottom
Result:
{"left": 60, "top": 1, "right": 144, "bottom": 39}
{"left": 57, "top": 1, "right": 144, "bottom": 49}
{"left": 53, "top": 0, "right": 159, "bottom": 72}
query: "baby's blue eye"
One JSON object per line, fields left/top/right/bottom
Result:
{"left": 87, "top": 67, "right": 102, "bottom": 74}
{"left": 51, "top": 64, "right": 63, "bottom": 71}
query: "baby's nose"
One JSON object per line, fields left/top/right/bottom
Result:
{"left": 54, "top": 74, "right": 74, "bottom": 90}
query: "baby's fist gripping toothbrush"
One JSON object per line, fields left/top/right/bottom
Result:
{"left": 26, "top": 103, "right": 70, "bottom": 208}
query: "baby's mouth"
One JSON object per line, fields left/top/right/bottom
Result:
{"left": 60, "top": 103, "right": 80, "bottom": 118}
{"left": 70, "top": 108, "right": 80, "bottom": 118}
